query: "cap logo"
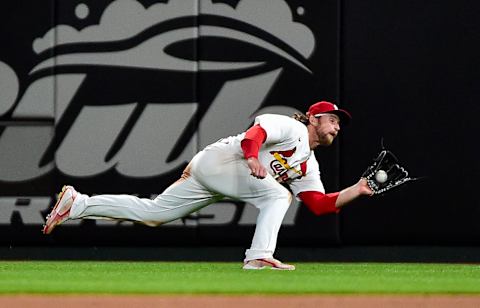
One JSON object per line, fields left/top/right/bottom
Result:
{"left": 333, "top": 104, "right": 338, "bottom": 110}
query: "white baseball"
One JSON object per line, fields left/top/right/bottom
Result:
{"left": 375, "top": 170, "right": 388, "bottom": 183}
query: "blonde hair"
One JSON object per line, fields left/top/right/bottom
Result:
{"left": 292, "top": 112, "right": 309, "bottom": 124}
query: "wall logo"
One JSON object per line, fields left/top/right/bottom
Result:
{"left": 0, "top": 0, "right": 316, "bottom": 183}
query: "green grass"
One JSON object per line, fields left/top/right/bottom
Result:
{"left": 0, "top": 261, "right": 480, "bottom": 294}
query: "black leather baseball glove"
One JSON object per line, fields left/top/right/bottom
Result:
{"left": 362, "top": 147, "right": 418, "bottom": 195}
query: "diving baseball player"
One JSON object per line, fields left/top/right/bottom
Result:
{"left": 43, "top": 101, "right": 374, "bottom": 270}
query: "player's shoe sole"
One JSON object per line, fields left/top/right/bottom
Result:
{"left": 42, "top": 185, "right": 77, "bottom": 235}
{"left": 243, "top": 258, "right": 295, "bottom": 270}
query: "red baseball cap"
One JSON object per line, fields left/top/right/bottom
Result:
{"left": 307, "top": 101, "right": 352, "bottom": 125}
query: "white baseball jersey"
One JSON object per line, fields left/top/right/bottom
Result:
{"left": 209, "top": 114, "right": 326, "bottom": 198}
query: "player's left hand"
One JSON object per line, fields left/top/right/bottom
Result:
{"left": 358, "top": 178, "right": 374, "bottom": 196}
{"left": 246, "top": 157, "right": 267, "bottom": 179}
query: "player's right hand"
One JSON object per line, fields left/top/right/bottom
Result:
{"left": 246, "top": 157, "right": 267, "bottom": 179}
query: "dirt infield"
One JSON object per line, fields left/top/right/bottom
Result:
{"left": 1, "top": 295, "right": 480, "bottom": 308}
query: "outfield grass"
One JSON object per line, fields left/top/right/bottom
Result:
{"left": 0, "top": 261, "right": 479, "bottom": 294}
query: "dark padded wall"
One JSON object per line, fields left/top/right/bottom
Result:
{"left": 1, "top": 0, "right": 479, "bottom": 248}
{"left": 0, "top": 0, "right": 341, "bottom": 247}
{"left": 340, "top": 0, "right": 480, "bottom": 244}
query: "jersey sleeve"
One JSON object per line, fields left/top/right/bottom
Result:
{"left": 298, "top": 191, "right": 340, "bottom": 215}
{"left": 289, "top": 154, "right": 325, "bottom": 200}
{"left": 240, "top": 125, "right": 267, "bottom": 159}
{"left": 253, "top": 114, "right": 297, "bottom": 144}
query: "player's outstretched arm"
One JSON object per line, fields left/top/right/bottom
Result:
{"left": 299, "top": 179, "right": 374, "bottom": 216}
{"left": 335, "top": 178, "right": 373, "bottom": 209}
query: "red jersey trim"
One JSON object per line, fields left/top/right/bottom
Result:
{"left": 298, "top": 191, "right": 340, "bottom": 215}
{"left": 241, "top": 125, "right": 267, "bottom": 159}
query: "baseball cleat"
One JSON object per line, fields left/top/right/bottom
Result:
{"left": 242, "top": 258, "right": 295, "bottom": 270}
{"left": 42, "top": 185, "right": 77, "bottom": 235}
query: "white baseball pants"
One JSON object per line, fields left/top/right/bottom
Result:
{"left": 69, "top": 145, "right": 293, "bottom": 261}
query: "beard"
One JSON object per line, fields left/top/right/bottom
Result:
{"left": 318, "top": 134, "right": 334, "bottom": 146}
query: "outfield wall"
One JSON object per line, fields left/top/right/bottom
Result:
{"left": 0, "top": 0, "right": 479, "bottom": 248}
